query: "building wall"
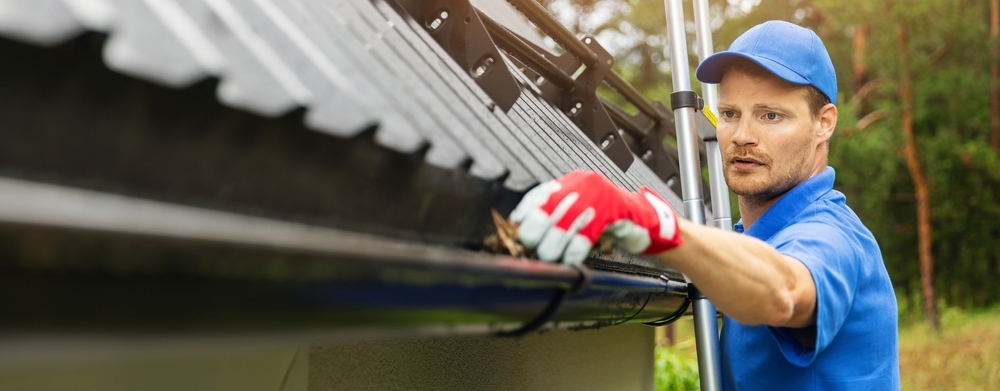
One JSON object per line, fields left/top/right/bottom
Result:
{"left": 0, "top": 339, "right": 306, "bottom": 391}
{"left": 1, "top": 325, "right": 654, "bottom": 391}
{"left": 310, "top": 324, "right": 655, "bottom": 391}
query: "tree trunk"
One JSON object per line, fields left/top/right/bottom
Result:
{"left": 852, "top": 24, "right": 871, "bottom": 117}
{"left": 637, "top": 43, "right": 655, "bottom": 91}
{"left": 852, "top": 24, "right": 869, "bottom": 97}
{"left": 991, "top": 0, "right": 999, "bottom": 152}
{"left": 897, "top": 25, "right": 940, "bottom": 331}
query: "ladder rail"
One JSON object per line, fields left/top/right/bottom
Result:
{"left": 693, "top": 0, "right": 734, "bottom": 233}
{"left": 663, "top": 1, "right": 728, "bottom": 390}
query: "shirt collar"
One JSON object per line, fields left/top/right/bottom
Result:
{"left": 733, "top": 166, "right": 835, "bottom": 240}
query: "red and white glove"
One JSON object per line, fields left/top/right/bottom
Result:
{"left": 510, "top": 170, "right": 683, "bottom": 264}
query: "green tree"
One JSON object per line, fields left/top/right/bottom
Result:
{"left": 818, "top": 0, "right": 1000, "bottom": 323}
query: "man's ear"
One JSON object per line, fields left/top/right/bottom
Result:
{"left": 817, "top": 103, "right": 837, "bottom": 143}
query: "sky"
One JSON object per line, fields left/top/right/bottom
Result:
{"left": 542, "top": 0, "right": 761, "bottom": 62}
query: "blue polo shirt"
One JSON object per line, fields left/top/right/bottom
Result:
{"left": 721, "top": 167, "right": 900, "bottom": 390}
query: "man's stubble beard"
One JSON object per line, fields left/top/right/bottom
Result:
{"left": 724, "top": 144, "right": 813, "bottom": 208}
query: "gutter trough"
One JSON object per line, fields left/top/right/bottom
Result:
{"left": 0, "top": 177, "right": 690, "bottom": 338}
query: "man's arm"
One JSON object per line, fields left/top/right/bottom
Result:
{"left": 509, "top": 171, "right": 815, "bottom": 328}
{"left": 660, "top": 218, "right": 816, "bottom": 328}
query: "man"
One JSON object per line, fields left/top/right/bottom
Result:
{"left": 510, "top": 20, "right": 900, "bottom": 390}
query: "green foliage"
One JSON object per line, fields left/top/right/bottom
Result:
{"left": 833, "top": 118, "right": 1000, "bottom": 309}
{"left": 819, "top": 0, "right": 1000, "bottom": 309}
{"left": 654, "top": 342, "right": 700, "bottom": 391}
{"left": 924, "top": 132, "right": 1000, "bottom": 307}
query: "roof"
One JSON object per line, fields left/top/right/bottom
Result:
{"left": 0, "top": 0, "right": 683, "bottom": 205}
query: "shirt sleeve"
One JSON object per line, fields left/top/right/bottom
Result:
{"left": 767, "top": 220, "right": 860, "bottom": 367}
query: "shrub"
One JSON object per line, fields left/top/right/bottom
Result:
{"left": 654, "top": 342, "right": 700, "bottom": 391}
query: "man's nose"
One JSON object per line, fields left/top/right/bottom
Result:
{"left": 731, "top": 119, "right": 757, "bottom": 146}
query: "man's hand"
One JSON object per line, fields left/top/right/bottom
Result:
{"left": 510, "top": 170, "right": 682, "bottom": 264}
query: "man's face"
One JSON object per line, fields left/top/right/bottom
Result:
{"left": 716, "top": 69, "right": 830, "bottom": 203}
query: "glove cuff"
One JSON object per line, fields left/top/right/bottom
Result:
{"left": 636, "top": 187, "right": 683, "bottom": 254}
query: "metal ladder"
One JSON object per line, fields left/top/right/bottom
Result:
{"left": 663, "top": 1, "right": 732, "bottom": 390}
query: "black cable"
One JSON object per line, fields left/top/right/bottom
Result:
{"left": 495, "top": 288, "right": 568, "bottom": 337}
{"left": 643, "top": 296, "right": 690, "bottom": 326}
{"left": 495, "top": 264, "right": 591, "bottom": 337}
{"left": 609, "top": 292, "right": 653, "bottom": 326}
{"left": 642, "top": 273, "right": 692, "bottom": 326}
{"left": 562, "top": 292, "right": 653, "bottom": 332}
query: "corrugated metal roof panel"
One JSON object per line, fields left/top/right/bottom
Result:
{"left": 0, "top": 0, "right": 684, "bottom": 202}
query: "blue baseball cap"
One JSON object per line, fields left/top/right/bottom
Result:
{"left": 696, "top": 20, "right": 837, "bottom": 105}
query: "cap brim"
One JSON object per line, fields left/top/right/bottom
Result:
{"left": 695, "top": 51, "right": 810, "bottom": 86}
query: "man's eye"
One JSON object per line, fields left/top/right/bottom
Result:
{"left": 722, "top": 111, "right": 736, "bottom": 118}
{"left": 764, "top": 112, "right": 780, "bottom": 121}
